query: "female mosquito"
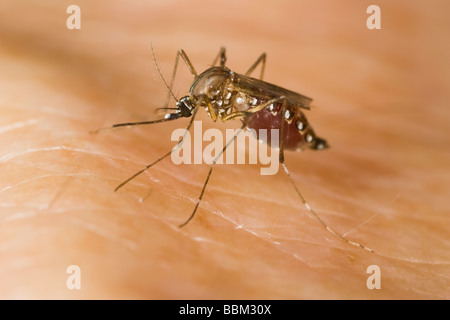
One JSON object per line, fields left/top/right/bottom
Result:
{"left": 95, "top": 47, "right": 374, "bottom": 253}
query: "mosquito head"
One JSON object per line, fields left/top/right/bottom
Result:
{"left": 177, "top": 96, "right": 195, "bottom": 117}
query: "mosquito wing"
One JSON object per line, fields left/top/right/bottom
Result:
{"left": 234, "top": 74, "right": 312, "bottom": 110}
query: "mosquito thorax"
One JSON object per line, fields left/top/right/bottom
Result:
{"left": 190, "top": 67, "right": 232, "bottom": 99}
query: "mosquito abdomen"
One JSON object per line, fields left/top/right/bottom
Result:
{"left": 245, "top": 106, "right": 329, "bottom": 151}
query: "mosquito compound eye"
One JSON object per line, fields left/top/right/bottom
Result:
{"left": 178, "top": 96, "right": 193, "bottom": 117}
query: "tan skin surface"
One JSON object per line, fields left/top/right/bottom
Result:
{"left": 0, "top": 1, "right": 449, "bottom": 299}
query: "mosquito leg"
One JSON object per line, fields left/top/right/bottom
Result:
{"left": 220, "top": 111, "right": 249, "bottom": 122}
{"left": 204, "top": 96, "right": 219, "bottom": 122}
{"left": 158, "top": 47, "right": 199, "bottom": 110}
{"left": 281, "top": 161, "right": 375, "bottom": 253}
{"left": 211, "top": 47, "right": 227, "bottom": 67}
{"left": 178, "top": 49, "right": 198, "bottom": 78}
{"left": 245, "top": 52, "right": 267, "bottom": 79}
{"left": 114, "top": 107, "right": 199, "bottom": 192}
{"left": 179, "top": 123, "right": 245, "bottom": 228}
{"left": 277, "top": 100, "right": 375, "bottom": 253}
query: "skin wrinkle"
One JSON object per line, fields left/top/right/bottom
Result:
{"left": 0, "top": 146, "right": 114, "bottom": 162}
{"left": 0, "top": 0, "right": 449, "bottom": 299}
{"left": 0, "top": 118, "right": 39, "bottom": 134}
{"left": 5, "top": 110, "right": 446, "bottom": 293}
{"left": 117, "top": 158, "right": 347, "bottom": 225}
{"left": 140, "top": 160, "right": 363, "bottom": 255}
{"left": 185, "top": 189, "right": 376, "bottom": 258}
{"left": 200, "top": 212, "right": 351, "bottom": 266}
{"left": 156, "top": 157, "right": 386, "bottom": 225}
{"left": 0, "top": 173, "right": 90, "bottom": 194}
{"left": 68, "top": 217, "right": 139, "bottom": 252}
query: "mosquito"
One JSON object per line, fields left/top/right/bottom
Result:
{"left": 93, "top": 47, "right": 374, "bottom": 253}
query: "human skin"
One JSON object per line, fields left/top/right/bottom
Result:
{"left": 0, "top": 0, "right": 449, "bottom": 299}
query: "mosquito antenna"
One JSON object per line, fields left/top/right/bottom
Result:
{"left": 90, "top": 46, "right": 183, "bottom": 135}
{"left": 151, "top": 44, "right": 178, "bottom": 103}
